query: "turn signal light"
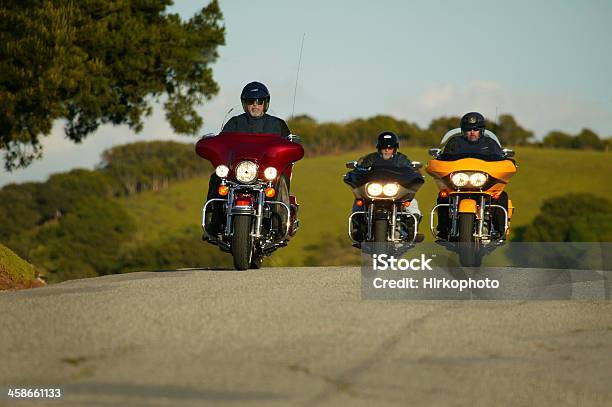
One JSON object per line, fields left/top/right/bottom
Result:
{"left": 218, "top": 185, "right": 229, "bottom": 196}
{"left": 402, "top": 200, "right": 411, "bottom": 208}
{"left": 356, "top": 199, "right": 364, "bottom": 207}
{"left": 265, "top": 187, "right": 276, "bottom": 198}
{"left": 439, "top": 191, "right": 449, "bottom": 198}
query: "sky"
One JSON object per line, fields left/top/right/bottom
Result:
{"left": 1, "top": 0, "right": 611, "bottom": 187}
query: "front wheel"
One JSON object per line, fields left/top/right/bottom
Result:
{"left": 232, "top": 215, "right": 252, "bottom": 270}
{"left": 374, "top": 219, "right": 388, "bottom": 242}
{"left": 458, "top": 213, "right": 476, "bottom": 267}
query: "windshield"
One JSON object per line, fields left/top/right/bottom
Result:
{"left": 438, "top": 128, "right": 506, "bottom": 161}
{"left": 439, "top": 128, "right": 502, "bottom": 147}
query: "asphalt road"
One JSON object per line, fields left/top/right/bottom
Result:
{"left": 1, "top": 267, "right": 611, "bottom": 406}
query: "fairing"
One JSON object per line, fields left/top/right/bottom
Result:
{"left": 195, "top": 132, "right": 304, "bottom": 180}
{"left": 344, "top": 166, "right": 424, "bottom": 201}
{"left": 426, "top": 158, "right": 516, "bottom": 195}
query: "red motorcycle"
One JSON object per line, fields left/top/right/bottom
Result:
{"left": 196, "top": 132, "right": 304, "bottom": 270}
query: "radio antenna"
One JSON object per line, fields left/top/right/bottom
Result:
{"left": 291, "top": 33, "right": 306, "bottom": 120}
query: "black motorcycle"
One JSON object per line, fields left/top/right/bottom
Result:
{"left": 344, "top": 162, "right": 425, "bottom": 248}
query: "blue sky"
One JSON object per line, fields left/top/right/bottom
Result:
{"left": 1, "top": 0, "right": 611, "bottom": 186}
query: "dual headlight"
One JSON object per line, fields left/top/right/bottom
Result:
{"left": 450, "top": 172, "right": 488, "bottom": 188}
{"left": 366, "top": 182, "right": 399, "bottom": 198}
{"left": 215, "top": 161, "right": 277, "bottom": 183}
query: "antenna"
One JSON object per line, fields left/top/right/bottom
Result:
{"left": 495, "top": 106, "right": 499, "bottom": 124}
{"left": 220, "top": 107, "right": 234, "bottom": 132}
{"left": 291, "top": 33, "right": 306, "bottom": 120}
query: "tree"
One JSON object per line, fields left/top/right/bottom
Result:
{"left": 30, "top": 197, "right": 136, "bottom": 282}
{"left": 99, "top": 141, "right": 211, "bottom": 195}
{"left": 0, "top": 0, "right": 225, "bottom": 170}
{"left": 542, "top": 130, "right": 574, "bottom": 149}
{"left": 573, "top": 128, "right": 604, "bottom": 150}
{"left": 514, "top": 193, "right": 612, "bottom": 242}
{"left": 495, "top": 114, "right": 534, "bottom": 146}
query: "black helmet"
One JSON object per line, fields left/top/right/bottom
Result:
{"left": 376, "top": 131, "right": 399, "bottom": 150}
{"left": 241, "top": 81, "right": 270, "bottom": 113}
{"left": 460, "top": 112, "right": 485, "bottom": 133}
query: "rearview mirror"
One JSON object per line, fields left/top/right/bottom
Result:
{"left": 412, "top": 161, "right": 423, "bottom": 170}
{"left": 429, "top": 148, "right": 441, "bottom": 158}
{"left": 345, "top": 161, "right": 357, "bottom": 169}
{"left": 287, "top": 134, "right": 302, "bottom": 144}
{"left": 503, "top": 148, "right": 515, "bottom": 158}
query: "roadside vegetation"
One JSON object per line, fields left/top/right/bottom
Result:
{"left": 0, "top": 243, "right": 41, "bottom": 290}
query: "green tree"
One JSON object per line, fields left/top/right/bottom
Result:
{"left": 542, "top": 130, "right": 574, "bottom": 149}
{"left": 0, "top": 182, "right": 42, "bottom": 241}
{"left": 0, "top": 0, "right": 225, "bottom": 169}
{"left": 37, "top": 169, "right": 115, "bottom": 220}
{"left": 495, "top": 114, "right": 534, "bottom": 146}
{"left": 514, "top": 193, "right": 612, "bottom": 242}
{"left": 573, "top": 128, "right": 604, "bottom": 150}
{"left": 99, "top": 141, "right": 211, "bottom": 195}
{"left": 30, "top": 197, "right": 136, "bottom": 282}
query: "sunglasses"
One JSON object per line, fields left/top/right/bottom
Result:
{"left": 466, "top": 128, "right": 481, "bottom": 132}
{"left": 245, "top": 99, "right": 266, "bottom": 106}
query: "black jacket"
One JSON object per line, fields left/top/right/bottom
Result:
{"left": 357, "top": 151, "right": 412, "bottom": 168}
{"left": 222, "top": 113, "right": 291, "bottom": 137}
{"left": 442, "top": 135, "right": 504, "bottom": 159}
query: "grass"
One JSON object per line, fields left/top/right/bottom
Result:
{"left": 120, "top": 147, "right": 612, "bottom": 267}
{"left": 0, "top": 243, "right": 40, "bottom": 290}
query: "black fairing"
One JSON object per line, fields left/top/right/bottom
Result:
{"left": 344, "top": 166, "right": 424, "bottom": 201}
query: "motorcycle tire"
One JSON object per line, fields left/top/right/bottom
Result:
{"left": 232, "top": 215, "right": 252, "bottom": 270}
{"left": 458, "top": 213, "right": 476, "bottom": 267}
{"left": 374, "top": 219, "right": 388, "bottom": 242}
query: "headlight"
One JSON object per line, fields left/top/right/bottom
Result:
{"left": 383, "top": 183, "right": 399, "bottom": 197}
{"left": 263, "top": 167, "right": 277, "bottom": 180}
{"left": 215, "top": 165, "right": 229, "bottom": 178}
{"left": 235, "top": 161, "right": 258, "bottom": 183}
{"left": 366, "top": 183, "right": 383, "bottom": 197}
{"left": 469, "top": 172, "right": 487, "bottom": 187}
{"left": 451, "top": 172, "right": 469, "bottom": 187}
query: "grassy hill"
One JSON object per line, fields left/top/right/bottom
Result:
{"left": 0, "top": 243, "right": 41, "bottom": 290}
{"left": 120, "top": 147, "right": 612, "bottom": 268}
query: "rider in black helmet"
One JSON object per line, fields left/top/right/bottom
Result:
{"left": 205, "top": 82, "right": 292, "bottom": 238}
{"left": 357, "top": 131, "right": 412, "bottom": 168}
{"left": 221, "top": 81, "right": 291, "bottom": 137}
{"left": 442, "top": 111, "right": 503, "bottom": 157}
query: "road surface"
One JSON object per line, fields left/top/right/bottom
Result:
{"left": 1, "top": 267, "right": 611, "bottom": 406}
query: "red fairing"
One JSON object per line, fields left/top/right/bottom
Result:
{"left": 195, "top": 132, "right": 304, "bottom": 178}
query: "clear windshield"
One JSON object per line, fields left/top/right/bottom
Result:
{"left": 439, "top": 128, "right": 502, "bottom": 147}
{"left": 437, "top": 128, "right": 506, "bottom": 161}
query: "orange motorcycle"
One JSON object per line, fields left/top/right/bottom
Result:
{"left": 426, "top": 129, "right": 517, "bottom": 266}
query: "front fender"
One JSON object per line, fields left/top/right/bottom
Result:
{"left": 458, "top": 198, "right": 477, "bottom": 213}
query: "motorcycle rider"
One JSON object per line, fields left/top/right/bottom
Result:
{"left": 441, "top": 112, "right": 505, "bottom": 158}
{"left": 205, "top": 81, "right": 292, "bottom": 238}
{"left": 351, "top": 131, "right": 422, "bottom": 241}
{"left": 222, "top": 81, "right": 291, "bottom": 137}
{"left": 436, "top": 112, "right": 509, "bottom": 240}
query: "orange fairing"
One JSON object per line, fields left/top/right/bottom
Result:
{"left": 426, "top": 158, "right": 516, "bottom": 194}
